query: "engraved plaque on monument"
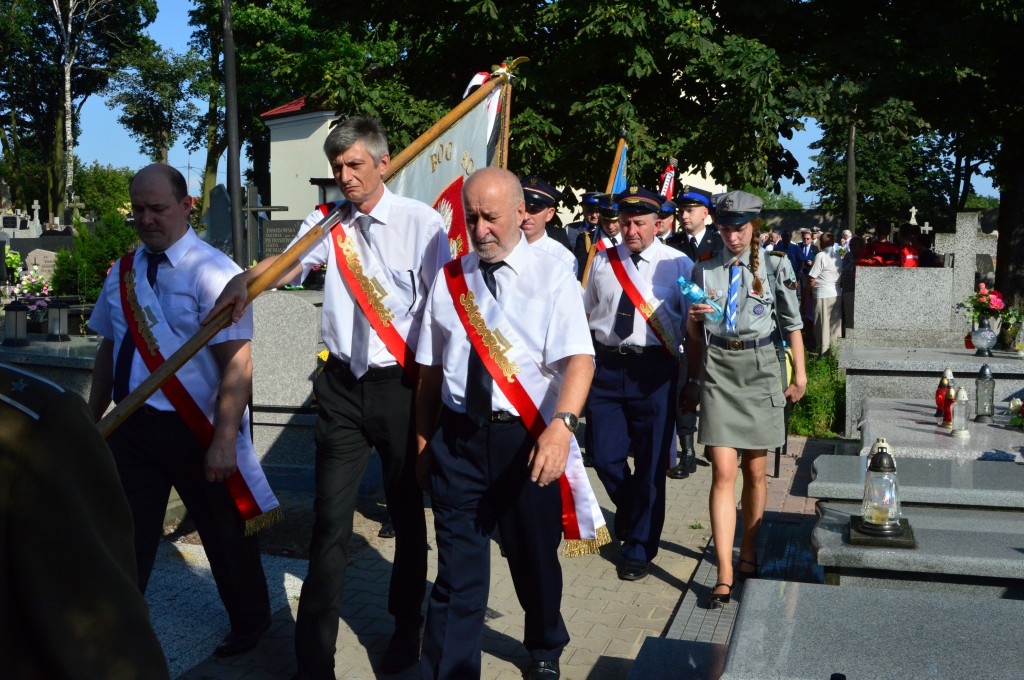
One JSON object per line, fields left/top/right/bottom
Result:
{"left": 260, "top": 220, "right": 303, "bottom": 258}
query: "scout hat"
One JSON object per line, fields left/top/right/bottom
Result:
{"left": 713, "top": 190, "right": 763, "bottom": 225}
{"left": 520, "top": 175, "right": 561, "bottom": 209}
{"left": 614, "top": 186, "right": 662, "bottom": 214}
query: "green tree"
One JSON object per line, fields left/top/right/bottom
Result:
{"left": 51, "top": 211, "right": 139, "bottom": 303}
{"left": 744, "top": 184, "right": 803, "bottom": 210}
{"left": 104, "top": 36, "right": 200, "bottom": 163}
{"left": 0, "top": 0, "right": 155, "bottom": 216}
{"left": 74, "top": 159, "right": 134, "bottom": 217}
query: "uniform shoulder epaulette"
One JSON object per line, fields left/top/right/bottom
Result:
{"left": 698, "top": 251, "right": 715, "bottom": 262}
{"left": 0, "top": 364, "right": 65, "bottom": 422}
{"left": 768, "top": 249, "right": 786, "bottom": 257}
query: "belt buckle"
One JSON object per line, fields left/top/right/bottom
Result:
{"left": 617, "top": 344, "right": 630, "bottom": 355}
{"left": 728, "top": 339, "right": 743, "bottom": 351}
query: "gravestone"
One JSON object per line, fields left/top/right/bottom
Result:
{"left": 2, "top": 215, "right": 18, "bottom": 230}
{"left": 28, "top": 200, "right": 41, "bottom": 232}
{"left": 260, "top": 220, "right": 302, "bottom": 258}
{"left": 25, "top": 249, "right": 57, "bottom": 281}
{"left": 249, "top": 289, "right": 324, "bottom": 469}
{"left": 846, "top": 212, "right": 996, "bottom": 348}
{"left": 201, "top": 184, "right": 232, "bottom": 255}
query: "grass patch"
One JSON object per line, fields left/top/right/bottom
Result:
{"left": 789, "top": 352, "right": 846, "bottom": 438}
{"left": 689, "top": 521, "right": 704, "bottom": 530}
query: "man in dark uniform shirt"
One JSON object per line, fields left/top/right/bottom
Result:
{"left": 566, "top": 191, "right": 602, "bottom": 252}
{"left": 574, "top": 193, "right": 621, "bottom": 284}
{"left": 666, "top": 185, "right": 722, "bottom": 263}
{"left": 0, "top": 363, "right": 168, "bottom": 680}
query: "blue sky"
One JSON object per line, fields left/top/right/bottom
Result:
{"left": 75, "top": 0, "right": 994, "bottom": 207}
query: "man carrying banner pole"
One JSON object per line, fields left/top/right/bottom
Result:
{"left": 213, "top": 116, "right": 451, "bottom": 678}
{"left": 414, "top": 167, "right": 606, "bottom": 680}
{"left": 88, "top": 164, "right": 276, "bottom": 658}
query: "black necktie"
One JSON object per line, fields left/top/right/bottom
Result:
{"left": 689, "top": 236, "right": 698, "bottom": 254}
{"left": 465, "top": 260, "right": 504, "bottom": 425}
{"left": 113, "top": 252, "right": 166, "bottom": 403}
{"left": 613, "top": 253, "right": 642, "bottom": 341}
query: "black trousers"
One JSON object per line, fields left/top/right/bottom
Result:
{"left": 294, "top": 360, "right": 428, "bottom": 679}
{"left": 421, "top": 408, "right": 568, "bottom": 679}
{"left": 108, "top": 408, "right": 270, "bottom": 631}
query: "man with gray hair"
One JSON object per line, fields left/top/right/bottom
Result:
{"left": 213, "top": 115, "right": 450, "bottom": 677}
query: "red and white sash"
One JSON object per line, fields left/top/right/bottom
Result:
{"left": 319, "top": 203, "right": 418, "bottom": 376}
{"left": 443, "top": 258, "right": 611, "bottom": 556}
{"left": 117, "top": 252, "right": 280, "bottom": 535}
{"left": 604, "top": 243, "right": 680, "bottom": 357}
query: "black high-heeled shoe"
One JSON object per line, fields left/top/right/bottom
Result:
{"left": 737, "top": 558, "right": 759, "bottom": 581}
{"left": 709, "top": 582, "right": 733, "bottom": 608}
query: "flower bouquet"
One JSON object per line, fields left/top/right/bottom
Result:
{"left": 11, "top": 266, "right": 51, "bottom": 311}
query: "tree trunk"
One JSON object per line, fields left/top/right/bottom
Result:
{"left": 249, "top": 131, "right": 271, "bottom": 206}
{"left": 63, "top": 57, "right": 74, "bottom": 211}
{"left": 994, "top": 134, "right": 1024, "bottom": 309}
{"left": 845, "top": 121, "right": 856, "bottom": 232}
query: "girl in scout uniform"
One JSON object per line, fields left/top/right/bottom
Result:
{"left": 680, "top": 191, "right": 807, "bottom": 607}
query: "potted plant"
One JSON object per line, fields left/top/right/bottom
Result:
{"left": 1000, "top": 303, "right": 1023, "bottom": 350}
{"left": 11, "top": 265, "right": 51, "bottom": 330}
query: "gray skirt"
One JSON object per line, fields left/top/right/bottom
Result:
{"left": 698, "top": 342, "right": 786, "bottom": 450}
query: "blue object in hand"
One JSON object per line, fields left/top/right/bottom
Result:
{"left": 678, "top": 277, "right": 724, "bottom": 322}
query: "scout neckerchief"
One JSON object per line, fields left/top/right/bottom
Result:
{"left": 117, "top": 250, "right": 280, "bottom": 535}
{"left": 580, "top": 235, "right": 615, "bottom": 289}
{"left": 443, "top": 257, "right": 612, "bottom": 556}
{"left": 604, "top": 243, "right": 680, "bottom": 357}
{"left": 318, "top": 202, "right": 417, "bottom": 378}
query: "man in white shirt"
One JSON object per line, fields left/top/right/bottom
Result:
{"left": 212, "top": 116, "right": 450, "bottom": 678}
{"left": 415, "top": 167, "right": 594, "bottom": 680}
{"left": 520, "top": 175, "right": 578, "bottom": 275}
{"left": 89, "top": 163, "right": 271, "bottom": 659}
{"left": 584, "top": 186, "right": 691, "bottom": 581}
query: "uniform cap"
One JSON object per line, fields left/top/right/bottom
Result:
{"left": 676, "top": 185, "right": 713, "bottom": 209}
{"left": 520, "top": 175, "right": 561, "bottom": 208}
{"left": 580, "top": 191, "right": 602, "bottom": 207}
{"left": 658, "top": 198, "right": 677, "bottom": 218}
{"left": 713, "top": 190, "right": 763, "bottom": 225}
{"left": 614, "top": 186, "right": 662, "bottom": 214}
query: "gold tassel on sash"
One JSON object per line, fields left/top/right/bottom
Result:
{"left": 561, "top": 524, "right": 613, "bottom": 557}
{"left": 243, "top": 505, "right": 284, "bottom": 537}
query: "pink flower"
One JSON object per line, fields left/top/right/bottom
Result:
{"left": 978, "top": 283, "right": 988, "bottom": 293}
{"left": 990, "top": 298, "right": 1005, "bottom": 310}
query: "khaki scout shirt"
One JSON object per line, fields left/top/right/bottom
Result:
{"left": 691, "top": 248, "right": 803, "bottom": 340}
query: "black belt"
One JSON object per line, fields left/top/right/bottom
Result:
{"left": 595, "top": 342, "right": 662, "bottom": 356}
{"left": 488, "top": 410, "right": 520, "bottom": 423}
{"left": 324, "top": 353, "right": 404, "bottom": 380}
{"left": 707, "top": 335, "right": 774, "bottom": 351}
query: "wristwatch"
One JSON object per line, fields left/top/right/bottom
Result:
{"left": 553, "top": 412, "right": 579, "bottom": 433}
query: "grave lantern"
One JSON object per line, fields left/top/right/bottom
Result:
{"left": 46, "top": 297, "right": 70, "bottom": 342}
{"left": 858, "top": 440, "right": 903, "bottom": 537}
{"left": 940, "top": 385, "right": 956, "bottom": 429}
{"left": 974, "top": 364, "right": 995, "bottom": 424}
{"left": 951, "top": 386, "right": 970, "bottom": 437}
{"left": 934, "top": 367, "right": 953, "bottom": 417}
{"left": 972, "top": 317, "right": 997, "bottom": 357}
{"left": 2, "top": 299, "right": 29, "bottom": 346}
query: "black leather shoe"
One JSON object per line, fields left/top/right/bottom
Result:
{"left": 378, "top": 520, "right": 396, "bottom": 538}
{"left": 213, "top": 616, "right": 271, "bottom": 657}
{"left": 666, "top": 463, "right": 689, "bottom": 479}
{"left": 378, "top": 623, "right": 421, "bottom": 673}
{"left": 683, "top": 435, "right": 698, "bottom": 473}
{"left": 527, "top": 659, "right": 560, "bottom": 679}
{"left": 617, "top": 558, "right": 649, "bottom": 581}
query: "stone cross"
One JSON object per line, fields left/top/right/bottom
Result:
{"left": 908, "top": 205, "right": 918, "bottom": 225}
{"left": 29, "top": 200, "right": 41, "bottom": 230}
{"left": 919, "top": 221, "right": 932, "bottom": 235}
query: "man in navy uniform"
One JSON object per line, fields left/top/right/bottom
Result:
{"left": 666, "top": 185, "right": 721, "bottom": 263}
{"left": 575, "top": 193, "right": 622, "bottom": 284}
{"left": 584, "top": 186, "right": 691, "bottom": 580}
{"left": 521, "top": 175, "right": 578, "bottom": 274}
{"left": 566, "top": 190, "right": 602, "bottom": 253}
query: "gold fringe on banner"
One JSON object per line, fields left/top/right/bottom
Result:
{"left": 243, "top": 505, "right": 283, "bottom": 537}
{"left": 560, "top": 524, "right": 613, "bottom": 558}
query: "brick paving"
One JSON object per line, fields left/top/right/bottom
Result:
{"left": 164, "top": 435, "right": 831, "bottom": 679}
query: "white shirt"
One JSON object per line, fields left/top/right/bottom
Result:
{"left": 531, "top": 233, "right": 577, "bottom": 275}
{"left": 688, "top": 227, "right": 707, "bottom": 249}
{"left": 90, "top": 227, "right": 252, "bottom": 411}
{"left": 416, "top": 236, "right": 594, "bottom": 414}
{"left": 289, "top": 185, "right": 450, "bottom": 366}
{"left": 584, "top": 239, "right": 692, "bottom": 347}
{"left": 808, "top": 249, "right": 843, "bottom": 299}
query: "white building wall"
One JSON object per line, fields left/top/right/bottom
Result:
{"left": 264, "top": 111, "right": 337, "bottom": 220}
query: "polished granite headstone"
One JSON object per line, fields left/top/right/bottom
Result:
{"left": 812, "top": 500, "right": 1024, "bottom": 597}
{"left": 720, "top": 580, "right": 1024, "bottom": 680}
{"left": 858, "top": 402, "right": 1024, "bottom": 462}
{"left": 839, "top": 347, "right": 1024, "bottom": 437}
{"left": 809, "top": 454, "right": 1024, "bottom": 508}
